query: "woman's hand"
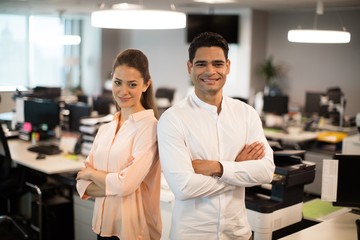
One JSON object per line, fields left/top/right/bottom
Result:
{"left": 76, "top": 162, "right": 96, "bottom": 181}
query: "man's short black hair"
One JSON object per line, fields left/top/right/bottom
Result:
{"left": 188, "top": 32, "right": 229, "bottom": 63}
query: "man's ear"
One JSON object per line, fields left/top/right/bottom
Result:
{"left": 226, "top": 59, "right": 231, "bottom": 75}
{"left": 187, "top": 61, "right": 192, "bottom": 74}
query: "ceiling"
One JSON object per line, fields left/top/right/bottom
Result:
{"left": 0, "top": 0, "right": 359, "bottom": 16}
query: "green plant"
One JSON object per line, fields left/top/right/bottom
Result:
{"left": 257, "top": 56, "right": 281, "bottom": 87}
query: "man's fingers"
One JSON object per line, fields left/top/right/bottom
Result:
{"left": 247, "top": 142, "right": 265, "bottom": 159}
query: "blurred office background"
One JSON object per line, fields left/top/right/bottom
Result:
{"left": 0, "top": 2, "right": 360, "bottom": 239}
{"left": 0, "top": 1, "right": 359, "bottom": 119}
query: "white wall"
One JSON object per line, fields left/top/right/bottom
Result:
{"left": 267, "top": 8, "right": 360, "bottom": 117}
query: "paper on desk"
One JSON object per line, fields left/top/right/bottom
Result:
{"left": 16, "top": 98, "right": 24, "bottom": 123}
{"left": 60, "top": 132, "right": 81, "bottom": 154}
{"left": 321, "top": 159, "right": 338, "bottom": 202}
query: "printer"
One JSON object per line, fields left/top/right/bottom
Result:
{"left": 246, "top": 150, "right": 315, "bottom": 240}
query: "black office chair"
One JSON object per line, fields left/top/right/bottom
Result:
{"left": 0, "top": 126, "right": 29, "bottom": 239}
{"left": 155, "top": 87, "right": 176, "bottom": 105}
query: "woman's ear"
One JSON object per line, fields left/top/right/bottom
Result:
{"left": 143, "top": 79, "right": 152, "bottom": 92}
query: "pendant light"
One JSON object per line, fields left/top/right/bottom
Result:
{"left": 91, "top": 2, "right": 186, "bottom": 29}
{"left": 287, "top": 1, "right": 351, "bottom": 44}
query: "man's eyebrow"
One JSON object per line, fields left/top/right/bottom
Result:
{"left": 212, "top": 60, "right": 225, "bottom": 64}
{"left": 193, "top": 59, "right": 226, "bottom": 65}
{"left": 194, "top": 60, "right": 207, "bottom": 64}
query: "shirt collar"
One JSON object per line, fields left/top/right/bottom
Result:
{"left": 114, "top": 109, "right": 154, "bottom": 122}
{"left": 190, "top": 91, "right": 221, "bottom": 114}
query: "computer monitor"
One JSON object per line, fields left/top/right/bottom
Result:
{"left": 66, "top": 102, "right": 92, "bottom": 132}
{"left": 304, "top": 91, "right": 325, "bottom": 116}
{"left": 326, "top": 87, "right": 343, "bottom": 104}
{"left": 93, "top": 96, "right": 113, "bottom": 115}
{"left": 262, "top": 95, "right": 289, "bottom": 116}
{"left": 322, "top": 154, "right": 360, "bottom": 210}
{"left": 186, "top": 14, "right": 240, "bottom": 44}
{"left": 23, "top": 98, "right": 60, "bottom": 129}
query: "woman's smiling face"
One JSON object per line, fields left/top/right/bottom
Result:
{"left": 112, "top": 65, "right": 150, "bottom": 113}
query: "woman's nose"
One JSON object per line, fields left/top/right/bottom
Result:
{"left": 117, "top": 84, "right": 129, "bottom": 92}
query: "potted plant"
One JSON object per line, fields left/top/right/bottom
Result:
{"left": 257, "top": 56, "right": 282, "bottom": 96}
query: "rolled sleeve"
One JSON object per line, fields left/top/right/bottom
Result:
{"left": 76, "top": 179, "right": 92, "bottom": 199}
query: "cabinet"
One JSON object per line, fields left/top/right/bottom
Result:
{"left": 73, "top": 194, "right": 96, "bottom": 240}
{"left": 24, "top": 178, "right": 74, "bottom": 240}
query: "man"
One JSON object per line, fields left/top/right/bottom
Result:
{"left": 157, "top": 32, "right": 275, "bottom": 240}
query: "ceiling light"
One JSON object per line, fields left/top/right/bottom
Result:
{"left": 91, "top": 3, "right": 186, "bottom": 29}
{"left": 287, "top": 0, "right": 351, "bottom": 44}
{"left": 288, "top": 29, "right": 350, "bottom": 44}
{"left": 193, "top": 0, "right": 236, "bottom": 3}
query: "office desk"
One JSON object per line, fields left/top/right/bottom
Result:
{"left": 8, "top": 139, "right": 85, "bottom": 174}
{"left": 279, "top": 211, "right": 359, "bottom": 240}
{"left": 318, "top": 124, "right": 358, "bottom": 135}
{"left": 8, "top": 139, "right": 85, "bottom": 239}
{"left": 264, "top": 129, "right": 318, "bottom": 142}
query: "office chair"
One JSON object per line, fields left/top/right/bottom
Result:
{"left": 232, "top": 96, "right": 248, "bottom": 104}
{"left": 155, "top": 87, "right": 176, "bottom": 105}
{"left": 0, "top": 126, "right": 29, "bottom": 239}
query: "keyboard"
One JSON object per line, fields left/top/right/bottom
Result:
{"left": 28, "top": 144, "right": 62, "bottom": 155}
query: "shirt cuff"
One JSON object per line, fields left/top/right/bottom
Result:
{"left": 219, "top": 161, "right": 235, "bottom": 183}
{"left": 76, "top": 179, "right": 92, "bottom": 199}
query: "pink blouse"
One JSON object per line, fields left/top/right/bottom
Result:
{"left": 76, "top": 110, "right": 162, "bottom": 239}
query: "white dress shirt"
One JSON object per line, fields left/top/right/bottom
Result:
{"left": 157, "top": 92, "right": 275, "bottom": 240}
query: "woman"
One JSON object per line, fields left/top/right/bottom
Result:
{"left": 76, "top": 49, "right": 162, "bottom": 240}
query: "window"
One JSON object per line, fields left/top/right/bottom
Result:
{"left": 0, "top": 14, "right": 28, "bottom": 86}
{"left": 0, "top": 14, "right": 81, "bottom": 90}
{"left": 29, "top": 16, "right": 65, "bottom": 87}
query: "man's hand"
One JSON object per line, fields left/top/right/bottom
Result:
{"left": 235, "top": 141, "right": 265, "bottom": 162}
{"left": 191, "top": 141, "right": 265, "bottom": 177}
{"left": 192, "top": 160, "right": 223, "bottom": 177}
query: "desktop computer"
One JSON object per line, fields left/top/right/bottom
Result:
{"left": 65, "top": 102, "right": 92, "bottom": 132}
{"left": 17, "top": 97, "right": 60, "bottom": 141}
